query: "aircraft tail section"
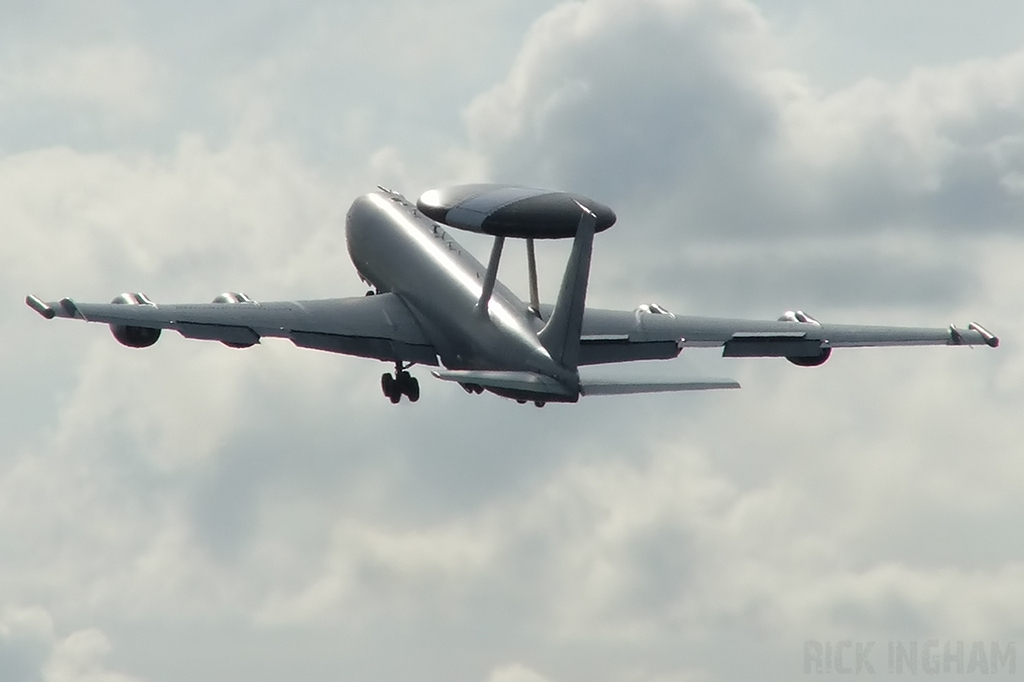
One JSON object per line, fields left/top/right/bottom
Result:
{"left": 538, "top": 204, "right": 597, "bottom": 371}
{"left": 432, "top": 369, "right": 574, "bottom": 396}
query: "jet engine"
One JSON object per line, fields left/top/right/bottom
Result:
{"left": 212, "top": 292, "right": 258, "bottom": 348}
{"left": 109, "top": 292, "right": 161, "bottom": 348}
{"left": 787, "top": 346, "right": 831, "bottom": 367}
{"left": 778, "top": 310, "right": 830, "bottom": 367}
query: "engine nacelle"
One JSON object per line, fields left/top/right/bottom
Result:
{"left": 109, "top": 292, "right": 161, "bottom": 348}
{"left": 787, "top": 346, "right": 831, "bottom": 367}
{"left": 111, "top": 324, "right": 161, "bottom": 348}
{"left": 211, "top": 292, "right": 257, "bottom": 348}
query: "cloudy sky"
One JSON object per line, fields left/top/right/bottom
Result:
{"left": 2, "top": 1, "right": 1023, "bottom": 680}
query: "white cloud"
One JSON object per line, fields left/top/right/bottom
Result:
{"left": 45, "top": 628, "right": 138, "bottom": 682}
{"left": 0, "top": 43, "right": 162, "bottom": 122}
{"left": 0, "top": 607, "right": 137, "bottom": 682}
{"left": 256, "top": 515, "right": 497, "bottom": 623}
{"left": 0, "top": 134, "right": 350, "bottom": 299}
{"left": 485, "top": 662, "right": 551, "bottom": 682}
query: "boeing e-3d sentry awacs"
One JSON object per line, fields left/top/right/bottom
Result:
{"left": 27, "top": 184, "right": 999, "bottom": 406}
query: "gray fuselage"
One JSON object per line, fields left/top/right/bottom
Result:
{"left": 345, "top": 191, "right": 566, "bottom": 379}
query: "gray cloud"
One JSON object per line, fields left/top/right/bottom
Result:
{"left": 464, "top": 0, "right": 1024, "bottom": 247}
{"left": 623, "top": 234, "right": 982, "bottom": 316}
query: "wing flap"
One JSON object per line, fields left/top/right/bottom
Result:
{"left": 291, "top": 330, "right": 437, "bottom": 365}
{"left": 176, "top": 323, "right": 260, "bottom": 346}
{"left": 578, "top": 337, "right": 681, "bottom": 364}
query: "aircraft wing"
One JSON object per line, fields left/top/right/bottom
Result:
{"left": 565, "top": 306, "right": 999, "bottom": 364}
{"left": 25, "top": 292, "right": 439, "bottom": 365}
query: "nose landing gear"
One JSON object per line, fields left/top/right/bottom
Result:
{"left": 381, "top": 364, "right": 419, "bottom": 404}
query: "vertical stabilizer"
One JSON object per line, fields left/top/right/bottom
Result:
{"left": 538, "top": 204, "right": 596, "bottom": 370}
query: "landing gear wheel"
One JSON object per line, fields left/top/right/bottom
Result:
{"left": 405, "top": 377, "right": 420, "bottom": 402}
{"left": 382, "top": 372, "right": 401, "bottom": 403}
{"left": 382, "top": 367, "right": 420, "bottom": 404}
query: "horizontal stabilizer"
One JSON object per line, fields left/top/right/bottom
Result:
{"left": 432, "top": 370, "right": 739, "bottom": 397}
{"left": 580, "top": 378, "right": 740, "bottom": 395}
{"left": 431, "top": 370, "right": 574, "bottom": 396}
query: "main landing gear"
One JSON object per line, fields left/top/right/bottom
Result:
{"left": 381, "top": 364, "right": 419, "bottom": 404}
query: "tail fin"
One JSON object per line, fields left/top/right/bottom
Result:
{"left": 538, "top": 203, "right": 596, "bottom": 370}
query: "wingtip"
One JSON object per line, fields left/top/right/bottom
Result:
{"left": 26, "top": 295, "right": 55, "bottom": 319}
{"left": 968, "top": 322, "right": 999, "bottom": 348}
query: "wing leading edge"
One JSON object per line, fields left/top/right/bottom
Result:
{"left": 26, "top": 292, "right": 439, "bottom": 365}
